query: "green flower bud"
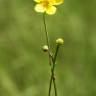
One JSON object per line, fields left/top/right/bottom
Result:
{"left": 56, "top": 38, "right": 64, "bottom": 45}
{"left": 42, "top": 45, "right": 48, "bottom": 52}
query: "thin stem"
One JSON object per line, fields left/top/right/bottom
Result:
{"left": 43, "top": 13, "right": 52, "bottom": 65}
{"left": 53, "top": 45, "right": 59, "bottom": 64}
{"left": 52, "top": 45, "right": 59, "bottom": 96}
{"left": 48, "top": 75, "right": 53, "bottom": 96}
{"left": 51, "top": 45, "right": 59, "bottom": 81}
{"left": 43, "top": 13, "right": 50, "bottom": 48}
{"left": 43, "top": 13, "right": 59, "bottom": 96}
{"left": 53, "top": 78, "right": 57, "bottom": 96}
{"left": 43, "top": 13, "right": 52, "bottom": 96}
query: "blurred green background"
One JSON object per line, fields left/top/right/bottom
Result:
{"left": 0, "top": 0, "right": 96, "bottom": 96}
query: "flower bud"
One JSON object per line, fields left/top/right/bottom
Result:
{"left": 42, "top": 45, "right": 48, "bottom": 52}
{"left": 56, "top": 38, "right": 64, "bottom": 45}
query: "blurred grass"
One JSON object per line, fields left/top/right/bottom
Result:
{"left": 0, "top": 0, "right": 96, "bottom": 96}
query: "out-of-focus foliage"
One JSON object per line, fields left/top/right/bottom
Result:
{"left": 0, "top": 0, "right": 96, "bottom": 96}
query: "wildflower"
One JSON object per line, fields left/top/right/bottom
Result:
{"left": 56, "top": 38, "right": 64, "bottom": 45}
{"left": 34, "top": 0, "right": 64, "bottom": 15}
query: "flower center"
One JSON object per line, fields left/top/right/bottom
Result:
{"left": 42, "top": 1, "right": 50, "bottom": 8}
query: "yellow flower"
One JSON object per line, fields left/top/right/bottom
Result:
{"left": 34, "top": 0, "right": 64, "bottom": 15}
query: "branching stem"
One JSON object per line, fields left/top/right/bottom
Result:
{"left": 43, "top": 14, "right": 59, "bottom": 96}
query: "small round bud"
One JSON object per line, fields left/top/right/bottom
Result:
{"left": 56, "top": 38, "right": 64, "bottom": 45}
{"left": 42, "top": 45, "right": 48, "bottom": 52}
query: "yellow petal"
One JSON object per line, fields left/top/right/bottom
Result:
{"left": 49, "top": 0, "right": 64, "bottom": 5}
{"left": 34, "top": 0, "right": 43, "bottom": 3}
{"left": 34, "top": 4, "right": 45, "bottom": 13}
{"left": 46, "top": 5, "right": 57, "bottom": 15}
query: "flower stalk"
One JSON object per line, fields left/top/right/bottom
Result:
{"left": 48, "top": 45, "right": 60, "bottom": 96}
{"left": 43, "top": 14, "right": 63, "bottom": 96}
{"left": 43, "top": 13, "right": 52, "bottom": 67}
{"left": 33, "top": 0, "right": 64, "bottom": 96}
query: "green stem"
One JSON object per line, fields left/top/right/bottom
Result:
{"left": 48, "top": 75, "right": 53, "bottom": 96}
{"left": 53, "top": 78, "right": 57, "bottom": 96}
{"left": 43, "top": 13, "right": 59, "bottom": 96}
{"left": 43, "top": 13, "right": 52, "bottom": 65}
{"left": 49, "top": 45, "right": 59, "bottom": 96}
{"left": 52, "top": 45, "right": 59, "bottom": 96}
{"left": 53, "top": 45, "right": 59, "bottom": 64}
{"left": 43, "top": 13, "right": 52, "bottom": 96}
{"left": 43, "top": 13, "right": 50, "bottom": 48}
